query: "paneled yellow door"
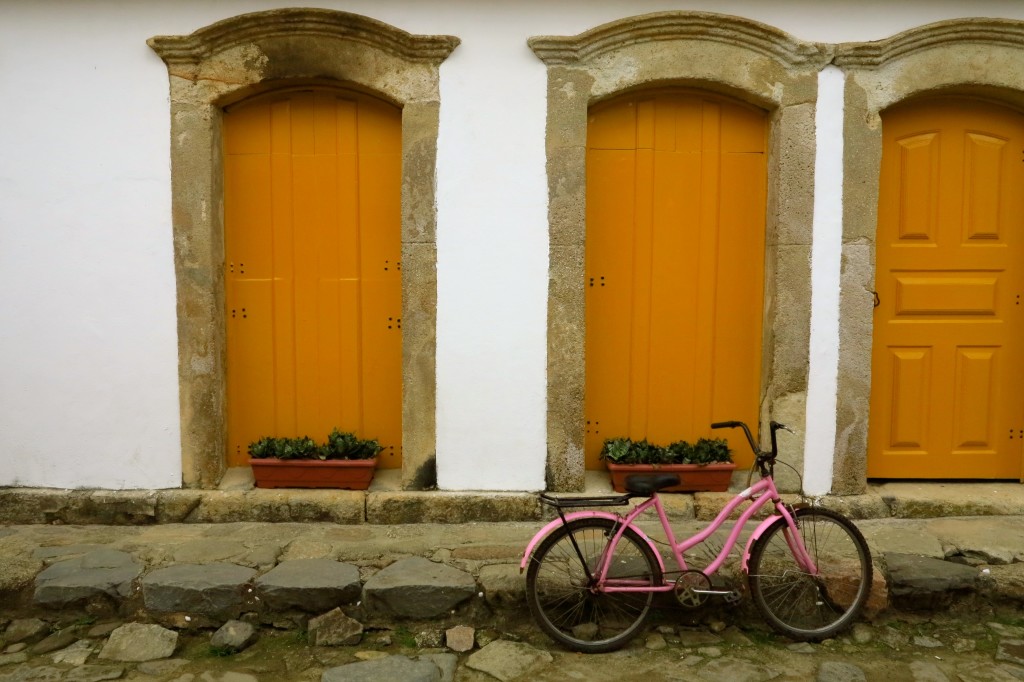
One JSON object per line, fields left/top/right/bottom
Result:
{"left": 869, "top": 98, "right": 1024, "bottom": 479}
{"left": 223, "top": 90, "right": 402, "bottom": 468}
{"left": 585, "top": 92, "right": 768, "bottom": 469}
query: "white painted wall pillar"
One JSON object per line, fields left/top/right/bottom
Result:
{"left": 803, "top": 65, "right": 847, "bottom": 495}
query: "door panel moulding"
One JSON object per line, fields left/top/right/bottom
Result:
{"left": 531, "top": 12, "right": 831, "bottom": 491}
{"left": 149, "top": 8, "right": 458, "bottom": 489}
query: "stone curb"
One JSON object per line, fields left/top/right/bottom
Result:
{"left": 2, "top": 480, "right": 1024, "bottom": 525}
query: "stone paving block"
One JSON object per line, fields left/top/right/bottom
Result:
{"left": 817, "top": 661, "right": 867, "bottom": 682}
{"left": 886, "top": 552, "right": 979, "bottom": 609}
{"left": 255, "top": 558, "right": 361, "bottom": 611}
{"left": 29, "top": 630, "right": 77, "bottom": 655}
{"left": 859, "top": 521, "right": 944, "bottom": 559}
{"left": 4, "top": 618, "right": 49, "bottom": 644}
{"left": 33, "top": 550, "right": 141, "bottom": 608}
{"left": 322, "top": 655, "right": 441, "bottom": 682}
{"left": 0, "top": 652, "right": 27, "bottom": 667}
{"left": 362, "top": 557, "right": 475, "bottom": 618}
{"left": 445, "top": 625, "right": 474, "bottom": 652}
{"left": 308, "top": 608, "right": 363, "bottom": 646}
{"left": 51, "top": 640, "right": 94, "bottom": 665}
{"left": 927, "top": 518, "right": 1024, "bottom": 565}
{"left": 98, "top": 623, "right": 177, "bottom": 662}
{"left": 210, "top": 620, "right": 257, "bottom": 653}
{"left": 420, "top": 653, "right": 457, "bottom": 682}
{"left": 141, "top": 563, "right": 256, "bottom": 617}
{"left": 466, "top": 640, "right": 552, "bottom": 682}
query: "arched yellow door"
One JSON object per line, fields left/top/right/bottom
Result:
{"left": 869, "top": 98, "right": 1024, "bottom": 479}
{"left": 223, "top": 90, "right": 402, "bottom": 468}
{"left": 585, "top": 92, "right": 768, "bottom": 469}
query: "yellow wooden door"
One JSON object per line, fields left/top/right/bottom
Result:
{"left": 585, "top": 92, "right": 768, "bottom": 469}
{"left": 869, "top": 98, "right": 1024, "bottom": 479}
{"left": 223, "top": 90, "right": 402, "bottom": 468}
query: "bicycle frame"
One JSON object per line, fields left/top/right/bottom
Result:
{"left": 521, "top": 474, "right": 818, "bottom": 595}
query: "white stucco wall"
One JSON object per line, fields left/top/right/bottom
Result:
{"left": 2, "top": 1, "right": 1023, "bottom": 490}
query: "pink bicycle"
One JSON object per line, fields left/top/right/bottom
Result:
{"left": 521, "top": 421, "right": 872, "bottom": 653}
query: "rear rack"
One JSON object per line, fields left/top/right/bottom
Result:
{"left": 538, "top": 492, "right": 634, "bottom": 509}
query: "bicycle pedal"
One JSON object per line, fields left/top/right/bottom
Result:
{"left": 723, "top": 590, "right": 742, "bottom": 604}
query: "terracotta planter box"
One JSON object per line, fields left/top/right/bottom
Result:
{"left": 249, "top": 458, "right": 378, "bottom": 490}
{"left": 607, "top": 462, "right": 737, "bottom": 493}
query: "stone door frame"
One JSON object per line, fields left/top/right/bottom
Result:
{"left": 832, "top": 18, "right": 1024, "bottom": 493}
{"left": 530, "top": 12, "right": 831, "bottom": 491}
{"left": 148, "top": 8, "right": 458, "bottom": 488}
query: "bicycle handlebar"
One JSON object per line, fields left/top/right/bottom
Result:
{"left": 711, "top": 420, "right": 792, "bottom": 475}
{"left": 711, "top": 420, "right": 758, "bottom": 457}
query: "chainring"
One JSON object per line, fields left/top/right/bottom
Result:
{"left": 673, "top": 570, "right": 712, "bottom": 609}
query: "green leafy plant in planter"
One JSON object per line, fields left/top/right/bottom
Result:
{"left": 600, "top": 437, "right": 732, "bottom": 465}
{"left": 248, "top": 428, "right": 383, "bottom": 489}
{"left": 248, "top": 429, "right": 382, "bottom": 461}
{"left": 601, "top": 436, "right": 734, "bottom": 493}
{"left": 248, "top": 435, "right": 320, "bottom": 460}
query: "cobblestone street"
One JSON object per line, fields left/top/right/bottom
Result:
{"left": 4, "top": 609, "right": 1024, "bottom": 681}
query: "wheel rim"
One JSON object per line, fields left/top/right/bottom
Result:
{"left": 751, "top": 512, "right": 870, "bottom": 637}
{"left": 529, "top": 521, "right": 658, "bottom": 649}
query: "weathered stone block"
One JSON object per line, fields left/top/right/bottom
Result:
{"left": 466, "top": 640, "right": 553, "bottom": 682}
{"left": 308, "top": 608, "right": 363, "bottom": 647}
{"left": 210, "top": 619, "right": 257, "bottom": 653}
{"left": 4, "top": 618, "right": 49, "bottom": 644}
{"left": 98, "top": 623, "right": 177, "bottom": 662}
{"left": 255, "top": 559, "right": 361, "bottom": 612}
{"left": 446, "top": 625, "right": 475, "bottom": 652}
{"left": 362, "top": 557, "right": 475, "bottom": 618}
{"left": 141, "top": 563, "right": 256, "bottom": 618}
{"left": 34, "top": 550, "right": 141, "bottom": 609}
{"left": 885, "top": 552, "right": 978, "bottom": 610}
{"left": 322, "top": 655, "right": 441, "bottom": 682}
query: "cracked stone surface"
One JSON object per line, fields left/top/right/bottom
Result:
{"left": 33, "top": 550, "right": 141, "bottom": 608}
{"left": 141, "top": 563, "right": 256, "bottom": 618}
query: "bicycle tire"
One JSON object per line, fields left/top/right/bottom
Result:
{"left": 747, "top": 507, "right": 872, "bottom": 641}
{"left": 525, "top": 517, "right": 662, "bottom": 653}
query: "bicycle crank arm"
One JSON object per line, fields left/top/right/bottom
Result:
{"left": 690, "top": 588, "right": 743, "bottom": 604}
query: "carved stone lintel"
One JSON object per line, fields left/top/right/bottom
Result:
{"left": 148, "top": 7, "right": 459, "bottom": 66}
{"left": 835, "top": 18, "right": 1024, "bottom": 68}
{"left": 528, "top": 11, "right": 830, "bottom": 68}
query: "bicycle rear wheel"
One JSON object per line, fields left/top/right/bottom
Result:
{"left": 525, "top": 517, "right": 662, "bottom": 653}
{"left": 747, "top": 507, "right": 872, "bottom": 641}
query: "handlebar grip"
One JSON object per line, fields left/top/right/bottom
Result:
{"left": 710, "top": 421, "right": 740, "bottom": 429}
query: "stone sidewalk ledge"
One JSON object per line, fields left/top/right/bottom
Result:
{"left": 2, "top": 480, "right": 1024, "bottom": 525}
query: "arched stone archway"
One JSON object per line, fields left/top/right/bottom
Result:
{"left": 530, "top": 12, "right": 831, "bottom": 491}
{"left": 833, "top": 19, "right": 1024, "bottom": 493}
{"left": 148, "top": 9, "right": 459, "bottom": 488}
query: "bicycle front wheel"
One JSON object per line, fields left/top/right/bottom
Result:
{"left": 747, "top": 507, "right": 872, "bottom": 641}
{"left": 525, "top": 517, "right": 662, "bottom": 653}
